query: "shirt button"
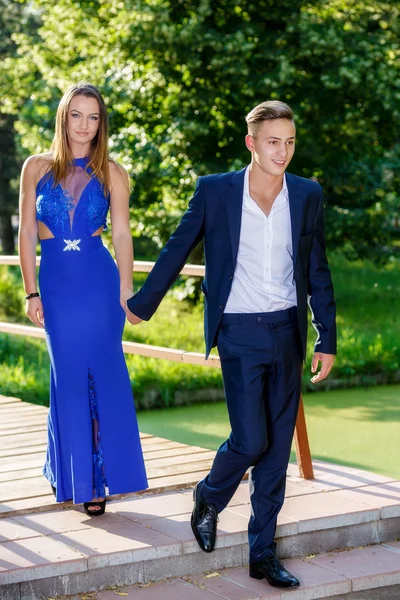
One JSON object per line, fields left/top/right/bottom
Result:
{"left": 257, "top": 316, "right": 261, "bottom": 322}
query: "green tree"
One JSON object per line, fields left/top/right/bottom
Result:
{"left": 0, "top": 0, "right": 24, "bottom": 253}
{"left": 0, "top": 0, "right": 41, "bottom": 254}
{"left": 0, "top": 113, "right": 18, "bottom": 254}
{"left": 2, "top": 0, "right": 399, "bottom": 261}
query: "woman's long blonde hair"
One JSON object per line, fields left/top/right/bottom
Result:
{"left": 50, "top": 83, "right": 111, "bottom": 195}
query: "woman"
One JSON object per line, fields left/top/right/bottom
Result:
{"left": 18, "top": 83, "right": 148, "bottom": 515}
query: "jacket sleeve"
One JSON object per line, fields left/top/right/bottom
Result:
{"left": 307, "top": 185, "right": 337, "bottom": 354}
{"left": 127, "top": 177, "right": 205, "bottom": 320}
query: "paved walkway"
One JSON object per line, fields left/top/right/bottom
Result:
{"left": 1, "top": 461, "right": 400, "bottom": 598}
{"left": 2, "top": 393, "right": 400, "bottom": 598}
{"left": 79, "top": 541, "right": 400, "bottom": 599}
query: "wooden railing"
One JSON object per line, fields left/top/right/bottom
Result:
{"left": 0, "top": 256, "right": 314, "bottom": 479}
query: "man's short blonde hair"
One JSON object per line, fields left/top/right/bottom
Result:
{"left": 245, "top": 101, "right": 294, "bottom": 137}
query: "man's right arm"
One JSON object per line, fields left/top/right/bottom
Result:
{"left": 127, "top": 177, "right": 206, "bottom": 321}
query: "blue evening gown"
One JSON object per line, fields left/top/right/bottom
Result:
{"left": 36, "top": 156, "right": 148, "bottom": 503}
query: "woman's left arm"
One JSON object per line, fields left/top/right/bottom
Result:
{"left": 109, "top": 162, "right": 133, "bottom": 312}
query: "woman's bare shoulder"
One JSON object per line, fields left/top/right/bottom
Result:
{"left": 22, "top": 153, "right": 53, "bottom": 185}
{"left": 109, "top": 159, "right": 130, "bottom": 191}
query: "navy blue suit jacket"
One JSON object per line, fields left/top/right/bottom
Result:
{"left": 128, "top": 168, "right": 337, "bottom": 360}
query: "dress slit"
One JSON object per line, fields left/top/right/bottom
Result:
{"left": 88, "top": 368, "right": 107, "bottom": 499}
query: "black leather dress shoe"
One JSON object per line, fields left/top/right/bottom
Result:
{"left": 250, "top": 553, "right": 300, "bottom": 588}
{"left": 190, "top": 482, "right": 218, "bottom": 553}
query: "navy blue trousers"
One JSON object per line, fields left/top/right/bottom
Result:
{"left": 201, "top": 307, "right": 303, "bottom": 562}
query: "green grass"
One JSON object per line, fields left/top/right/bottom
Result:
{"left": 137, "top": 384, "right": 400, "bottom": 480}
{"left": 329, "top": 254, "right": 400, "bottom": 384}
{"left": 1, "top": 254, "right": 400, "bottom": 407}
{"left": 128, "top": 254, "right": 400, "bottom": 390}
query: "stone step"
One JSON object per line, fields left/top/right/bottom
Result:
{"left": 0, "top": 461, "right": 399, "bottom": 599}
{"left": 80, "top": 541, "right": 400, "bottom": 600}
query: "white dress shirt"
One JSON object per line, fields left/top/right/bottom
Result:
{"left": 225, "top": 166, "right": 297, "bottom": 313}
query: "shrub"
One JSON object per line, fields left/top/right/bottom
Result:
{"left": 0, "top": 267, "right": 25, "bottom": 321}
{"left": 1, "top": 255, "right": 400, "bottom": 407}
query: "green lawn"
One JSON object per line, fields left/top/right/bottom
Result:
{"left": 138, "top": 384, "right": 400, "bottom": 480}
{"left": 1, "top": 254, "right": 400, "bottom": 407}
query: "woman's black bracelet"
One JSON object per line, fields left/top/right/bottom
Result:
{"left": 25, "top": 292, "right": 40, "bottom": 300}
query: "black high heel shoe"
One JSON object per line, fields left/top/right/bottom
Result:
{"left": 84, "top": 499, "right": 106, "bottom": 516}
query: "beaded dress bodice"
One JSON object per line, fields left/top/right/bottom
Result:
{"left": 36, "top": 157, "right": 110, "bottom": 238}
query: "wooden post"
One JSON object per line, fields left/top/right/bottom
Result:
{"left": 294, "top": 394, "right": 314, "bottom": 479}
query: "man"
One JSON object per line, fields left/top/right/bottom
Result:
{"left": 126, "top": 100, "right": 336, "bottom": 589}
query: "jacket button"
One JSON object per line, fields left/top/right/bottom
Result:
{"left": 229, "top": 274, "right": 233, "bottom": 280}
{"left": 219, "top": 304, "right": 225, "bottom": 309}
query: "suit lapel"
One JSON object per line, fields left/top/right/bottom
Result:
{"left": 226, "top": 168, "right": 246, "bottom": 266}
{"left": 286, "top": 172, "right": 305, "bottom": 268}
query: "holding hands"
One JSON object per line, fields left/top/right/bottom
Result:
{"left": 125, "top": 310, "right": 143, "bottom": 325}
{"left": 120, "top": 288, "right": 143, "bottom": 325}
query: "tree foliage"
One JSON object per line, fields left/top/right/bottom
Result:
{"left": 0, "top": 0, "right": 39, "bottom": 252}
{"left": 1, "top": 0, "right": 399, "bottom": 260}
